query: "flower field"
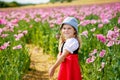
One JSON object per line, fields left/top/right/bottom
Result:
{"left": 0, "top": 2, "right": 120, "bottom": 80}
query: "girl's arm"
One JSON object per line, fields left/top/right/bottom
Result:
{"left": 49, "top": 49, "right": 69, "bottom": 78}
{"left": 57, "top": 52, "right": 61, "bottom": 59}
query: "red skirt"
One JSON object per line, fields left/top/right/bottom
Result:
{"left": 58, "top": 54, "right": 82, "bottom": 80}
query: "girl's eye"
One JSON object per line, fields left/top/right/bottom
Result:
{"left": 63, "top": 28, "right": 66, "bottom": 29}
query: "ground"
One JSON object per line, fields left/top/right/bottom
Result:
{"left": 22, "top": 44, "right": 59, "bottom": 80}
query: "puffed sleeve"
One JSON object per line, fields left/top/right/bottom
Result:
{"left": 63, "top": 38, "right": 79, "bottom": 54}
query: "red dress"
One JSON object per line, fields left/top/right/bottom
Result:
{"left": 58, "top": 53, "right": 82, "bottom": 80}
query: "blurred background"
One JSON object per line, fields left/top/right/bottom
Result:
{"left": 0, "top": 0, "right": 120, "bottom": 8}
{"left": 0, "top": 0, "right": 120, "bottom": 80}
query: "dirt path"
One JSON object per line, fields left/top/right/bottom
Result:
{"left": 22, "top": 44, "right": 59, "bottom": 80}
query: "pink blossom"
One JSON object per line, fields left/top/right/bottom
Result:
{"left": 0, "top": 42, "right": 10, "bottom": 50}
{"left": 11, "top": 19, "right": 19, "bottom": 24}
{"left": 89, "top": 49, "right": 97, "bottom": 56}
{"left": 0, "top": 28, "right": 3, "bottom": 35}
{"left": 101, "top": 62, "right": 105, "bottom": 68}
{"left": 96, "top": 34, "right": 106, "bottom": 43}
{"left": 14, "top": 33, "right": 24, "bottom": 41}
{"left": 35, "top": 18, "right": 41, "bottom": 22}
{"left": 78, "top": 16, "right": 85, "bottom": 21}
{"left": 81, "top": 30, "right": 88, "bottom": 38}
{"left": 0, "top": 34, "right": 9, "bottom": 38}
{"left": 24, "top": 18, "right": 30, "bottom": 22}
{"left": 118, "top": 17, "right": 120, "bottom": 24}
{"left": 2, "top": 27, "right": 8, "bottom": 32}
{"left": 56, "top": 17, "right": 63, "bottom": 25}
{"left": 106, "top": 41, "right": 114, "bottom": 47}
{"left": 29, "top": 25, "right": 33, "bottom": 28}
{"left": 90, "top": 20, "right": 97, "bottom": 24}
{"left": 22, "top": 30, "right": 28, "bottom": 35}
{"left": 101, "top": 19, "right": 110, "bottom": 24}
{"left": 80, "top": 20, "right": 90, "bottom": 26}
{"left": 99, "top": 50, "right": 106, "bottom": 57}
{"left": 106, "top": 27, "right": 120, "bottom": 47}
{"left": 50, "top": 24, "right": 54, "bottom": 28}
{"left": 86, "top": 56, "right": 96, "bottom": 63}
{"left": 98, "top": 24, "right": 103, "bottom": 28}
{"left": 98, "top": 62, "right": 105, "bottom": 71}
{"left": 0, "top": 19, "right": 6, "bottom": 24}
{"left": 13, "top": 45, "right": 22, "bottom": 50}
{"left": 106, "top": 30, "right": 114, "bottom": 39}
{"left": 86, "top": 57, "right": 91, "bottom": 63}
{"left": 116, "top": 40, "right": 120, "bottom": 45}
{"left": 18, "top": 30, "right": 22, "bottom": 33}
{"left": 6, "top": 22, "right": 14, "bottom": 32}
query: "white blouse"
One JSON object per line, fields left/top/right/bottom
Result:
{"left": 63, "top": 38, "right": 79, "bottom": 54}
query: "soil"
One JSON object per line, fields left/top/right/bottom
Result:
{"left": 22, "top": 44, "right": 59, "bottom": 80}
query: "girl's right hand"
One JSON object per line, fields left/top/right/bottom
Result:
{"left": 49, "top": 66, "right": 55, "bottom": 78}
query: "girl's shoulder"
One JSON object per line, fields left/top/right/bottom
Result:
{"left": 66, "top": 38, "right": 78, "bottom": 43}
{"left": 65, "top": 38, "right": 79, "bottom": 45}
{"left": 64, "top": 38, "right": 79, "bottom": 53}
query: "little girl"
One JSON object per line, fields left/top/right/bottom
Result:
{"left": 49, "top": 17, "right": 82, "bottom": 80}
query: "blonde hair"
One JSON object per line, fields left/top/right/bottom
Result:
{"left": 58, "top": 28, "right": 82, "bottom": 52}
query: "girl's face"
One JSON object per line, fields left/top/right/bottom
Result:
{"left": 61, "top": 24, "right": 76, "bottom": 39}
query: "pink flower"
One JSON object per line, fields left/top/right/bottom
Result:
{"left": 90, "top": 20, "right": 97, "bottom": 24}
{"left": 13, "top": 45, "right": 22, "bottom": 50}
{"left": 11, "top": 19, "right": 19, "bottom": 24}
{"left": 99, "top": 50, "right": 106, "bottom": 57}
{"left": 89, "top": 49, "right": 97, "bottom": 56}
{"left": 106, "top": 27, "right": 120, "bottom": 47}
{"left": 96, "top": 34, "right": 106, "bottom": 43}
{"left": 101, "top": 19, "right": 109, "bottom": 24}
{"left": 86, "top": 56, "right": 96, "bottom": 63}
{"left": 0, "top": 28, "right": 3, "bottom": 35}
{"left": 0, "top": 42, "right": 10, "bottom": 50}
{"left": 29, "top": 25, "right": 33, "bottom": 28}
{"left": 56, "top": 18, "right": 63, "bottom": 25}
{"left": 0, "top": 19, "right": 6, "bottom": 24}
{"left": 116, "top": 40, "right": 120, "bottom": 45}
{"left": 86, "top": 57, "right": 91, "bottom": 63}
{"left": 118, "top": 17, "right": 120, "bottom": 24}
{"left": 0, "top": 34, "right": 9, "bottom": 38}
{"left": 98, "top": 62, "right": 105, "bottom": 71}
{"left": 50, "top": 24, "right": 54, "bottom": 28}
{"left": 106, "top": 30, "right": 114, "bottom": 39}
{"left": 101, "top": 62, "right": 105, "bottom": 69}
{"left": 98, "top": 24, "right": 103, "bottom": 28}
{"left": 14, "top": 33, "right": 24, "bottom": 41}
{"left": 81, "top": 30, "right": 88, "bottom": 38}
{"left": 106, "top": 41, "right": 114, "bottom": 47}
{"left": 35, "top": 18, "right": 41, "bottom": 22}
{"left": 22, "top": 30, "right": 28, "bottom": 35}
{"left": 80, "top": 20, "right": 90, "bottom": 26}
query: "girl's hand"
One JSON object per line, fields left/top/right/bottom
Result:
{"left": 49, "top": 66, "right": 55, "bottom": 78}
